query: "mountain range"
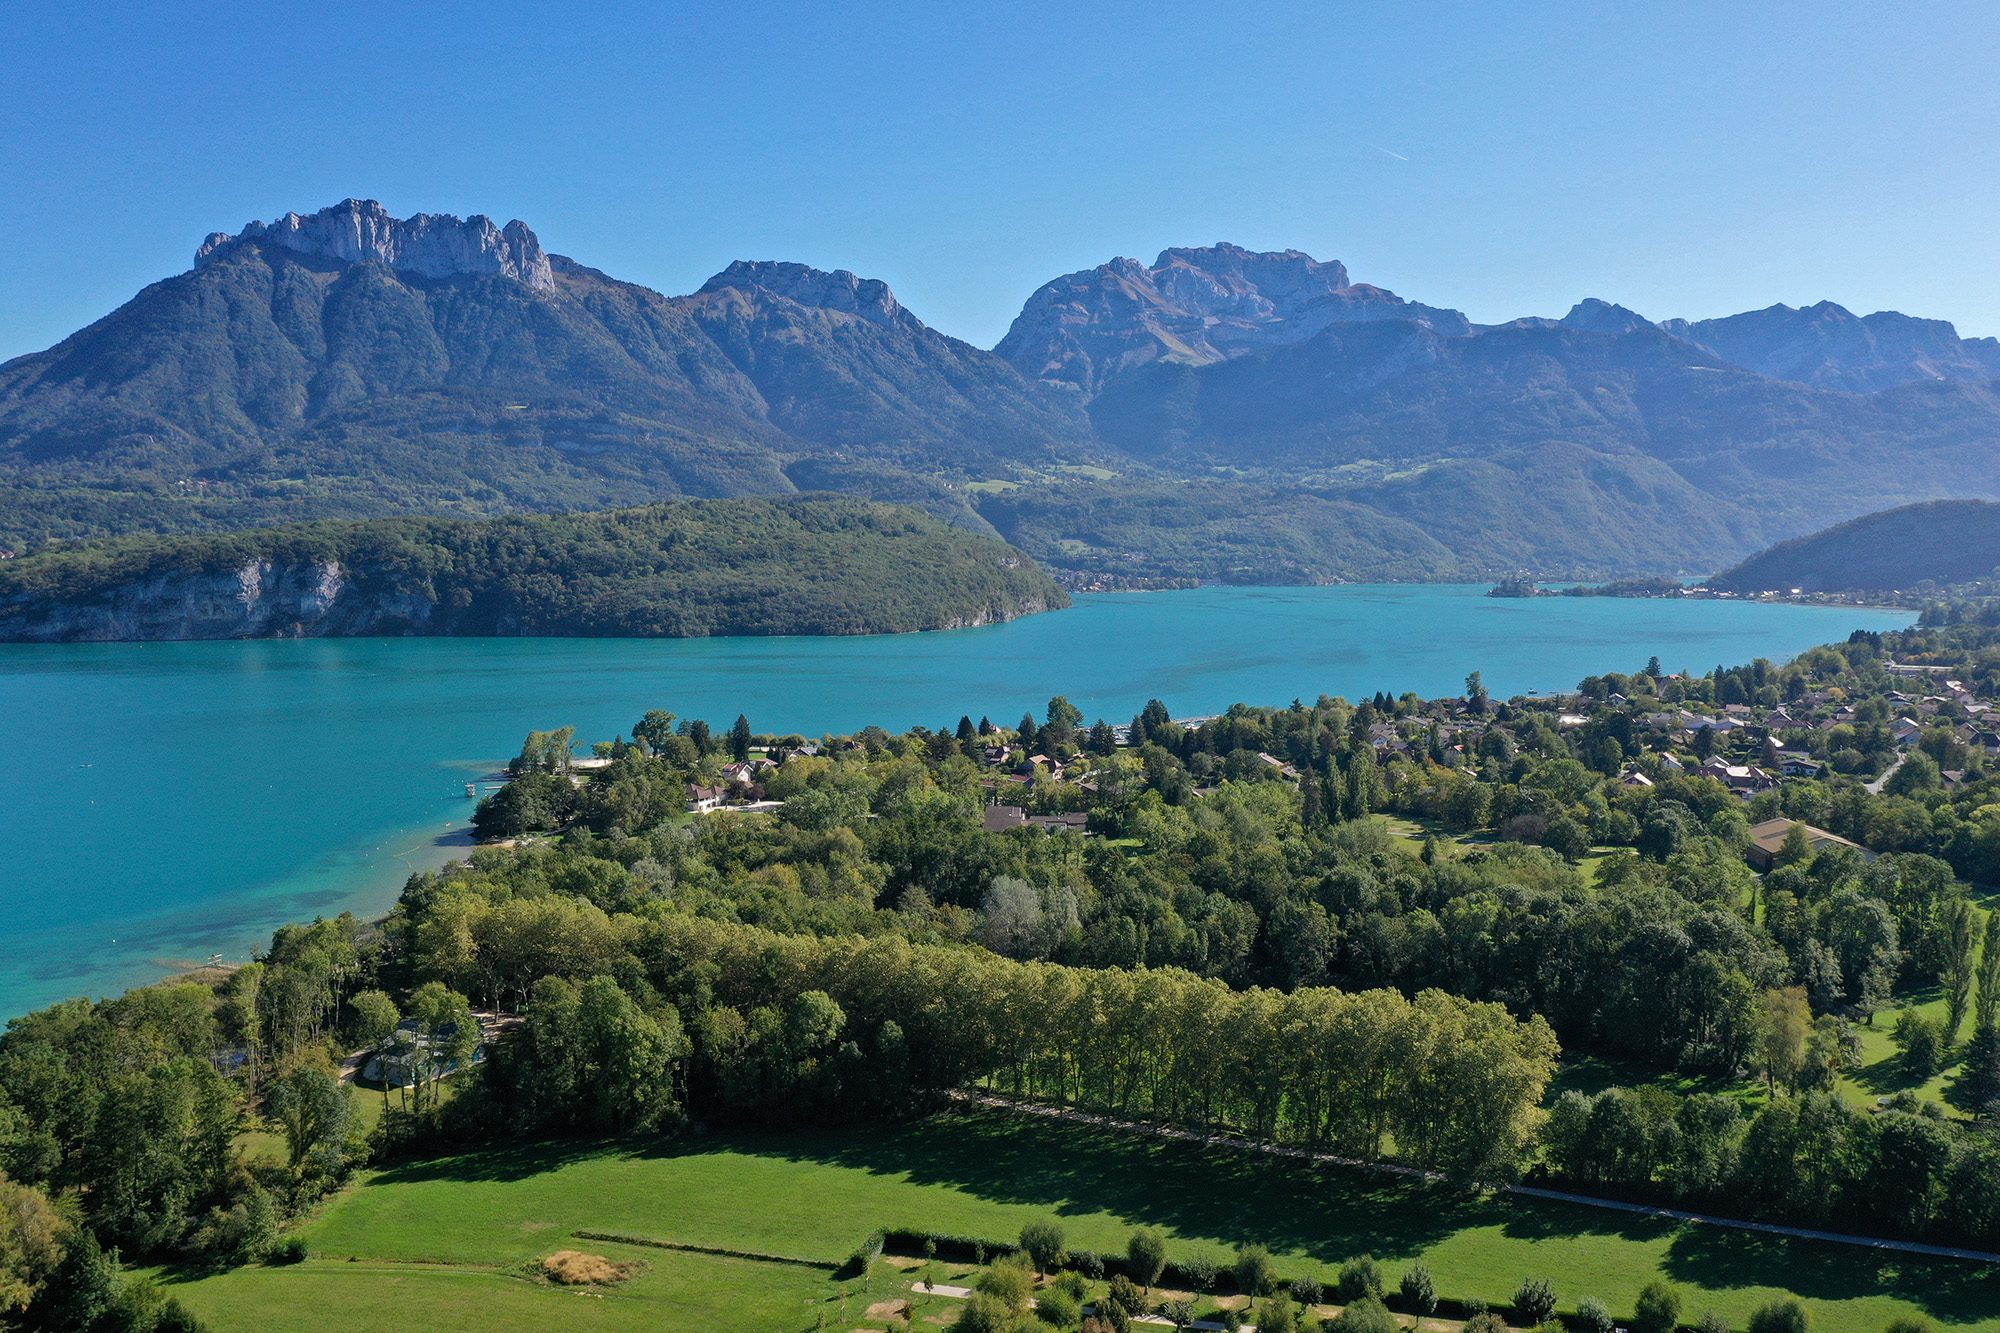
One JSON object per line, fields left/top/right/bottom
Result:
{"left": 4, "top": 198, "right": 1998, "bottom": 581}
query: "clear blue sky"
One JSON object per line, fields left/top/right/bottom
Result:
{"left": 5, "top": 0, "right": 1998, "bottom": 361}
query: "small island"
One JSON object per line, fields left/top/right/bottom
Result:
{"left": 1486, "top": 575, "right": 1690, "bottom": 598}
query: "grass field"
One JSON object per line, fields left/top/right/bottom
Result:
{"left": 165, "top": 1106, "right": 2000, "bottom": 1333}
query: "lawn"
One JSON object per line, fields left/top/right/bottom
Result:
{"left": 168, "top": 1241, "right": 863, "bottom": 1333}
{"left": 169, "top": 1106, "right": 2000, "bottom": 1333}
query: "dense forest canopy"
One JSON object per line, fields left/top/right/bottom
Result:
{"left": 8, "top": 621, "right": 2000, "bottom": 1323}
{"left": 0, "top": 495, "right": 1067, "bottom": 640}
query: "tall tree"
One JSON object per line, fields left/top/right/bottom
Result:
{"left": 730, "top": 714, "right": 753, "bottom": 762}
{"left": 1940, "top": 898, "right": 1977, "bottom": 1044}
{"left": 631, "top": 709, "right": 678, "bottom": 754}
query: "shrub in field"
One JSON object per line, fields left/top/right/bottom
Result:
{"left": 979, "top": 1253, "right": 1036, "bottom": 1314}
{"left": 1635, "top": 1283, "right": 1684, "bottom": 1333}
{"left": 1127, "top": 1229, "right": 1167, "bottom": 1289}
{"left": 1234, "top": 1244, "right": 1276, "bottom": 1301}
{"left": 1331, "top": 1296, "right": 1398, "bottom": 1333}
{"left": 1290, "top": 1276, "right": 1324, "bottom": 1306}
{"left": 1179, "top": 1255, "right": 1220, "bottom": 1291}
{"left": 1339, "top": 1256, "right": 1384, "bottom": 1303}
{"left": 1578, "top": 1296, "right": 1614, "bottom": 1333}
{"left": 1400, "top": 1264, "right": 1437, "bottom": 1316}
{"left": 1038, "top": 1290, "right": 1081, "bottom": 1329}
{"left": 953, "top": 1293, "right": 1015, "bottom": 1333}
{"left": 1515, "top": 1276, "right": 1558, "bottom": 1327}
{"left": 1107, "top": 1274, "right": 1147, "bottom": 1316}
{"left": 1748, "top": 1300, "right": 1809, "bottom": 1333}
{"left": 1022, "top": 1219, "right": 1067, "bottom": 1276}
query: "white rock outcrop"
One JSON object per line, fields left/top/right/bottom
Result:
{"left": 196, "top": 199, "right": 554, "bottom": 291}
{"left": 0, "top": 560, "right": 440, "bottom": 641}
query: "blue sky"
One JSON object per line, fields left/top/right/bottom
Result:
{"left": 4, "top": 0, "right": 1998, "bottom": 360}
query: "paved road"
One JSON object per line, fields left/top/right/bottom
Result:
{"left": 954, "top": 1091, "right": 2000, "bottom": 1266}
{"left": 1865, "top": 752, "right": 1906, "bottom": 794}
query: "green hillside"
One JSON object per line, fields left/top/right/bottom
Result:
{"left": 1708, "top": 499, "right": 2000, "bottom": 593}
{"left": 0, "top": 495, "right": 1067, "bottom": 640}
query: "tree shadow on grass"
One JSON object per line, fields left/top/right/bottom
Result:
{"left": 366, "top": 1136, "right": 646, "bottom": 1187}
{"left": 717, "top": 1106, "right": 1491, "bottom": 1263}
{"left": 1662, "top": 1224, "right": 2000, "bottom": 1324}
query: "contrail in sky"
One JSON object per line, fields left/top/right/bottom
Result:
{"left": 1372, "top": 146, "right": 1409, "bottom": 161}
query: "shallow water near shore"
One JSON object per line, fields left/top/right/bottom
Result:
{"left": 2, "top": 584, "right": 1912, "bottom": 1018}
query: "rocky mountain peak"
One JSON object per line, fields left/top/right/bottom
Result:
{"left": 1558, "top": 299, "right": 1656, "bottom": 335}
{"left": 194, "top": 199, "right": 554, "bottom": 291}
{"left": 698, "top": 260, "right": 911, "bottom": 330}
{"left": 996, "top": 243, "right": 1469, "bottom": 395}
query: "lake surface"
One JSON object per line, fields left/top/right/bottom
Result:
{"left": 4, "top": 585, "right": 1912, "bottom": 1019}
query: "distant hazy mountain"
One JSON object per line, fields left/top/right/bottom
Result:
{"left": 1662, "top": 303, "right": 2000, "bottom": 394}
{"left": 1707, "top": 499, "right": 2000, "bottom": 593}
{"left": 996, "top": 242, "right": 1472, "bottom": 395}
{"left": 7, "top": 202, "right": 2000, "bottom": 582}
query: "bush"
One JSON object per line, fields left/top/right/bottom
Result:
{"left": 1748, "top": 1300, "right": 1809, "bottom": 1333}
{"left": 264, "top": 1235, "right": 308, "bottom": 1266}
{"left": 1127, "top": 1229, "right": 1167, "bottom": 1289}
{"left": 1178, "top": 1255, "right": 1220, "bottom": 1290}
{"left": 1636, "top": 1282, "right": 1684, "bottom": 1333}
{"left": 1234, "top": 1244, "right": 1275, "bottom": 1300}
{"left": 1514, "top": 1276, "right": 1558, "bottom": 1327}
{"left": 1697, "top": 1315, "right": 1730, "bottom": 1333}
{"left": 1400, "top": 1264, "right": 1437, "bottom": 1317}
{"left": 845, "top": 1229, "right": 886, "bottom": 1277}
{"left": 1261, "top": 1296, "right": 1298, "bottom": 1333}
{"left": 1107, "top": 1274, "right": 1147, "bottom": 1316}
{"left": 1331, "top": 1296, "right": 1399, "bottom": 1333}
{"left": 1159, "top": 1298, "right": 1196, "bottom": 1332}
{"left": 1339, "top": 1256, "right": 1384, "bottom": 1303}
{"left": 1577, "top": 1296, "right": 1614, "bottom": 1333}
{"left": 1464, "top": 1315, "right": 1510, "bottom": 1333}
{"left": 1022, "top": 1219, "right": 1067, "bottom": 1276}
{"left": 1076, "top": 1250, "right": 1106, "bottom": 1280}
{"left": 1884, "top": 1321, "right": 1933, "bottom": 1333}
{"left": 1290, "top": 1276, "right": 1325, "bottom": 1306}
{"left": 1038, "top": 1290, "right": 1082, "bottom": 1329}
{"left": 1053, "top": 1271, "right": 1088, "bottom": 1302}
{"left": 979, "top": 1253, "right": 1036, "bottom": 1314}
{"left": 952, "top": 1293, "right": 1016, "bottom": 1333}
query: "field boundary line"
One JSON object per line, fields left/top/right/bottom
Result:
{"left": 571, "top": 1230, "right": 840, "bottom": 1270}
{"left": 954, "top": 1091, "right": 2000, "bottom": 1266}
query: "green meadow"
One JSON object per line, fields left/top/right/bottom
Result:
{"left": 166, "top": 1107, "right": 2000, "bottom": 1333}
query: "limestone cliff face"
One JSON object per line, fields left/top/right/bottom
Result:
{"left": 995, "top": 242, "right": 1472, "bottom": 395}
{"left": 0, "top": 560, "right": 440, "bottom": 641}
{"left": 195, "top": 198, "right": 554, "bottom": 291}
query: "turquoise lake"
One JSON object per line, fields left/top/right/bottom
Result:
{"left": 3, "top": 585, "right": 1913, "bottom": 1019}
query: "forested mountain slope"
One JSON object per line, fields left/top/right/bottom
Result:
{"left": 0, "top": 201, "right": 1087, "bottom": 550}
{"left": 0, "top": 495, "right": 1066, "bottom": 640}
{"left": 1708, "top": 499, "right": 2000, "bottom": 593}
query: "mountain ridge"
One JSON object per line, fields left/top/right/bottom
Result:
{"left": 6, "top": 201, "right": 2000, "bottom": 584}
